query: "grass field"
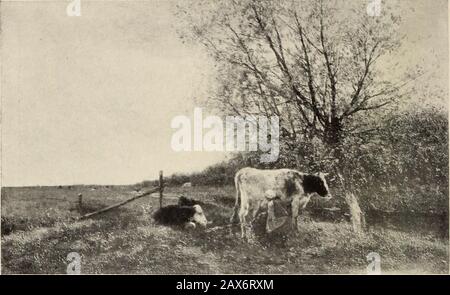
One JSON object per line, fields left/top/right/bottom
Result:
{"left": 1, "top": 185, "right": 448, "bottom": 274}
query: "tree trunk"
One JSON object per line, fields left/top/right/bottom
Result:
{"left": 324, "top": 116, "right": 343, "bottom": 147}
{"left": 336, "top": 174, "right": 366, "bottom": 234}
{"left": 345, "top": 192, "right": 366, "bottom": 234}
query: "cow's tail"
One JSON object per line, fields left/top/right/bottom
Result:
{"left": 230, "top": 172, "right": 241, "bottom": 224}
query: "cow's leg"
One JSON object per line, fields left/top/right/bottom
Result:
{"left": 230, "top": 176, "right": 242, "bottom": 224}
{"left": 291, "top": 196, "right": 301, "bottom": 231}
{"left": 239, "top": 201, "right": 249, "bottom": 239}
{"left": 300, "top": 196, "right": 311, "bottom": 209}
{"left": 250, "top": 200, "right": 265, "bottom": 223}
{"left": 291, "top": 195, "right": 311, "bottom": 231}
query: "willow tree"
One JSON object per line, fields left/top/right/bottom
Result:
{"left": 177, "top": 0, "right": 412, "bottom": 155}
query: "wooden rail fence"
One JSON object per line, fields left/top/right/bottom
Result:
{"left": 78, "top": 171, "right": 164, "bottom": 220}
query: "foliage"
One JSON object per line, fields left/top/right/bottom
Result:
{"left": 171, "top": 0, "right": 447, "bottom": 215}
{"left": 162, "top": 108, "right": 448, "bottom": 214}
{"left": 177, "top": 0, "right": 416, "bottom": 146}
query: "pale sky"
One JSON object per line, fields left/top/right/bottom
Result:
{"left": 0, "top": 0, "right": 448, "bottom": 186}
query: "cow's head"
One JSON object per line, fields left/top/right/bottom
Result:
{"left": 190, "top": 204, "right": 208, "bottom": 227}
{"left": 303, "top": 172, "right": 332, "bottom": 199}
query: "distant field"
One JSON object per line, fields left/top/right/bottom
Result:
{"left": 1, "top": 185, "right": 448, "bottom": 274}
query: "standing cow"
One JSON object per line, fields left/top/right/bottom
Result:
{"left": 231, "top": 167, "right": 332, "bottom": 238}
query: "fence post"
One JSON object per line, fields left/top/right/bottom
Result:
{"left": 159, "top": 170, "right": 164, "bottom": 208}
{"left": 78, "top": 193, "right": 83, "bottom": 215}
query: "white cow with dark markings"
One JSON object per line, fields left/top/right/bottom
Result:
{"left": 230, "top": 167, "right": 332, "bottom": 238}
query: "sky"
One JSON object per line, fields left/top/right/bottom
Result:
{"left": 0, "top": 0, "right": 448, "bottom": 186}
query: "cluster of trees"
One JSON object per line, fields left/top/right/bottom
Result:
{"left": 158, "top": 107, "right": 447, "bottom": 214}
{"left": 154, "top": 0, "right": 448, "bottom": 215}
{"left": 157, "top": 157, "right": 241, "bottom": 187}
{"left": 177, "top": 0, "right": 409, "bottom": 148}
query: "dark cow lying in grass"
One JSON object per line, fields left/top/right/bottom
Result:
{"left": 153, "top": 197, "right": 207, "bottom": 229}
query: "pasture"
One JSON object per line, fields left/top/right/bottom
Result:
{"left": 1, "top": 185, "right": 448, "bottom": 274}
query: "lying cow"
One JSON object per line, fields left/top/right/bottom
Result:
{"left": 153, "top": 204, "right": 207, "bottom": 229}
{"left": 231, "top": 167, "right": 332, "bottom": 238}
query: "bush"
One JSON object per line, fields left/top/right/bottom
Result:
{"left": 159, "top": 108, "right": 448, "bottom": 215}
